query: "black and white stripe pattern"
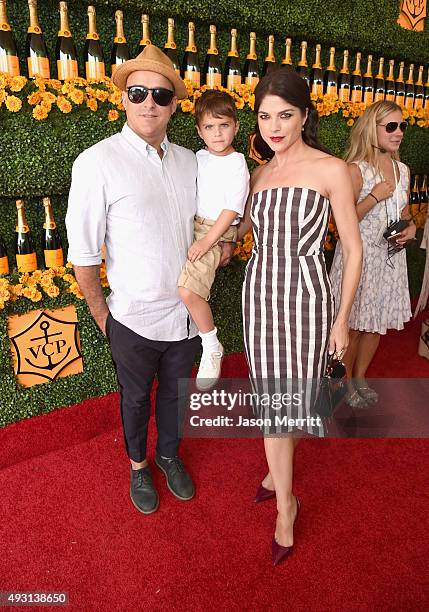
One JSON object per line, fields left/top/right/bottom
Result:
{"left": 242, "top": 187, "right": 334, "bottom": 437}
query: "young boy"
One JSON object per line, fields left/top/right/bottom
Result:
{"left": 178, "top": 90, "right": 250, "bottom": 390}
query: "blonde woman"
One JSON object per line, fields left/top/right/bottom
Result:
{"left": 330, "top": 101, "right": 416, "bottom": 408}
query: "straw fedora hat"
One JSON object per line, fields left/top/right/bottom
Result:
{"left": 112, "top": 44, "right": 188, "bottom": 100}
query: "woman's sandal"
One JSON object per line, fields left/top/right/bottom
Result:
{"left": 345, "top": 389, "right": 370, "bottom": 409}
{"left": 355, "top": 386, "right": 378, "bottom": 404}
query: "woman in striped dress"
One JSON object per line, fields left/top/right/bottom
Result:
{"left": 236, "top": 69, "right": 362, "bottom": 565}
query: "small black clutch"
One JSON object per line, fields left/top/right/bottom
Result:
{"left": 314, "top": 356, "right": 347, "bottom": 418}
{"left": 383, "top": 219, "right": 409, "bottom": 241}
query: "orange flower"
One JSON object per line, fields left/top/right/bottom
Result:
{"left": 57, "top": 95, "right": 72, "bottom": 113}
{"left": 27, "top": 91, "right": 42, "bottom": 105}
{"left": 235, "top": 98, "right": 244, "bottom": 110}
{"left": 95, "top": 89, "right": 109, "bottom": 102}
{"left": 86, "top": 98, "right": 98, "bottom": 111}
{"left": 30, "top": 289, "right": 42, "bottom": 302}
{"left": 45, "top": 285, "right": 60, "bottom": 298}
{"left": 5, "top": 95, "right": 22, "bottom": 112}
{"left": 69, "top": 88, "right": 84, "bottom": 104}
{"left": 9, "top": 76, "right": 26, "bottom": 92}
{"left": 180, "top": 99, "right": 194, "bottom": 113}
{"left": 347, "top": 118, "right": 354, "bottom": 127}
{"left": 32, "top": 104, "right": 49, "bottom": 120}
{"left": 108, "top": 109, "right": 119, "bottom": 121}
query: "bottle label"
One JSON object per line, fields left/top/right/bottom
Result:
{"left": 414, "top": 98, "right": 423, "bottom": 110}
{"left": 0, "top": 256, "right": 9, "bottom": 275}
{"left": 44, "top": 248, "right": 64, "bottom": 268}
{"left": 395, "top": 93, "right": 405, "bottom": 105}
{"left": 311, "top": 83, "right": 323, "bottom": 97}
{"left": 16, "top": 252, "right": 37, "bottom": 273}
{"left": 206, "top": 72, "right": 222, "bottom": 88}
{"left": 227, "top": 74, "right": 242, "bottom": 90}
{"left": 58, "top": 30, "right": 71, "bottom": 38}
{"left": 245, "top": 75, "right": 259, "bottom": 90}
{"left": 326, "top": 84, "right": 337, "bottom": 96}
{"left": 185, "top": 70, "right": 200, "bottom": 88}
{"left": 57, "top": 59, "right": 78, "bottom": 80}
{"left": 364, "top": 91, "right": 374, "bottom": 105}
{"left": 114, "top": 36, "right": 126, "bottom": 43}
{"left": 86, "top": 60, "right": 105, "bottom": 80}
{"left": 27, "top": 26, "right": 42, "bottom": 34}
{"left": 0, "top": 54, "right": 20, "bottom": 76}
{"left": 338, "top": 87, "right": 350, "bottom": 102}
{"left": 425, "top": 99, "right": 429, "bottom": 111}
{"left": 0, "top": 22, "right": 11, "bottom": 32}
{"left": 385, "top": 93, "right": 395, "bottom": 102}
{"left": 351, "top": 89, "right": 362, "bottom": 103}
{"left": 374, "top": 91, "right": 385, "bottom": 102}
{"left": 27, "top": 56, "right": 50, "bottom": 79}
{"left": 86, "top": 32, "right": 99, "bottom": 41}
{"left": 405, "top": 97, "right": 414, "bottom": 110}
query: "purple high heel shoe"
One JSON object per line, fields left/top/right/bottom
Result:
{"left": 272, "top": 497, "right": 301, "bottom": 566}
{"left": 254, "top": 483, "right": 276, "bottom": 503}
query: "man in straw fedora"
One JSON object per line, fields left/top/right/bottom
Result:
{"left": 66, "top": 45, "right": 232, "bottom": 513}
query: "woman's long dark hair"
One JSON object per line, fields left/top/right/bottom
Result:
{"left": 252, "top": 68, "right": 330, "bottom": 161}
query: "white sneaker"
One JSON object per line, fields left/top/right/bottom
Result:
{"left": 196, "top": 345, "right": 224, "bottom": 391}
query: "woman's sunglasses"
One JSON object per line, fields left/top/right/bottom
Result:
{"left": 378, "top": 121, "right": 408, "bottom": 133}
{"left": 127, "top": 85, "right": 174, "bottom": 106}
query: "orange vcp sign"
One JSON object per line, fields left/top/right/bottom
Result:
{"left": 248, "top": 133, "right": 268, "bottom": 166}
{"left": 398, "top": 0, "right": 427, "bottom": 31}
{"left": 8, "top": 305, "right": 83, "bottom": 387}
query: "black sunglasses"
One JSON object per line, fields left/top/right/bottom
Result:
{"left": 378, "top": 121, "right": 408, "bottom": 133}
{"left": 126, "top": 85, "right": 174, "bottom": 106}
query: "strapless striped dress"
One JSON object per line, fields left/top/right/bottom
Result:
{"left": 242, "top": 187, "right": 334, "bottom": 437}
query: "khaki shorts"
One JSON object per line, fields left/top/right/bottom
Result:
{"left": 178, "top": 215, "right": 237, "bottom": 300}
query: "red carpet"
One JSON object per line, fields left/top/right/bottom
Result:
{"left": 0, "top": 313, "right": 428, "bottom": 611}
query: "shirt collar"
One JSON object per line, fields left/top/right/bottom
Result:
{"left": 121, "top": 123, "right": 169, "bottom": 157}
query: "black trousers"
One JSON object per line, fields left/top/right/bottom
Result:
{"left": 106, "top": 313, "right": 201, "bottom": 462}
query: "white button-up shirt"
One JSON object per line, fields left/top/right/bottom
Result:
{"left": 66, "top": 123, "right": 198, "bottom": 341}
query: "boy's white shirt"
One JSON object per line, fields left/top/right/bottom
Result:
{"left": 195, "top": 149, "right": 250, "bottom": 225}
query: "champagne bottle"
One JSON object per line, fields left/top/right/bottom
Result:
{"left": 296, "top": 41, "right": 309, "bottom": 87}
{"left": 111, "top": 9, "right": 129, "bottom": 76}
{"left": 15, "top": 200, "right": 37, "bottom": 273}
{"left": 385, "top": 59, "right": 396, "bottom": 102}
{"left": 182, "top": 22, "right": 200, "bottom": 88}
{"left": 405, "top": 64, "right": 415, "bottom": 110}
{"left": 203, "top": 24, "right": 221, "bottom": 88}
{"left": 338, "top": 50, "right": 350, "bottom": 102}
{"left": 0, "top": 234, "right": 9, "bottom": 276}
{"left": 363, "top": 55, "right": 374, "bottom": 105}
{"left": 0, "top": 0, "right": 20, "bottom": 76}
{"left": 395, "top": 61, "right": 405, "bottom": 106}
{"left": 164, "top": 18, "right": 180, "bottom": 75}
{"left": 414, "top": 65, "right": 424, "bottom": 110}
{"left": 409, "top": 175, "right": 420, "bottom": 220}
{"left": 56, "top": 1, "right": 78, "bottom": 80}
{"left": 281, "top": 37, "right": 293, "bottom": 69}
{"left": 243, "top": 32, "right": 259, "bottom": 90}
{"left": 26, "top": 0, "right": 50, "bottom": 79}
{"left": 224, "top": 28, "right": 241, "bottom": 90}
{"left": 351, "top": 52, "right": 363, "bottom": 103}
{"left": 138, "top": 14, "right": 151, "bottom": 54}
{"left": 419, "top": 175, "right": 428, "bottom": 219}
{"left": 262, "top": 34, "right": 277, "bottom": 77}
{"left": 425, "top": 67, "right": 429, "bottom": 111}
{"left": 425, "top": 68, "right": 429, "bottom": 110}
{"left": 84, "top": 5, "right": 105, "bottom": 80}
{"left": 310, "top": 44, "right": 323, "bottom": 97}
{"left": 42, "top": 197, "right": 64, "bottom": 268}
{"left": 374, "top": 57, "right": 385, "bottom": 102}
{"left": 323, "top": 46, "right": 337, "bottom": 96}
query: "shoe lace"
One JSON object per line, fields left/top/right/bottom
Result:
{"left": 169, "top": 457, "right": 185, "bottom": 474}
{"left": 135, "top": 469, "right": 151, "bottom": 487}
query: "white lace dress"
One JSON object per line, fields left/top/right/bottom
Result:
{"left": 330, "top": 160, "right": 411, "bottom": 334}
